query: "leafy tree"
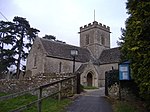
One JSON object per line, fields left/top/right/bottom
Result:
{"left": 42, "top": 35, "right": 66, "bottom": 44}
{"left": 12, "top": 16, "right": 39, "bottom": 78}
{"left": 0, "top": 17, "right": 39, "bottom": 78}
{"left": 43, "top": 34, "right": 56, "bottom": 41}
{"left": 119, "top": 0, "right": 150, "bottom": 108}
{"left": 0, "top": 21, "right": 16, "bottom": 74}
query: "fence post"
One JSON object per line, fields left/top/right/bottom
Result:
{"left": 58, "top": 82, "right": 62, "bottom": 101}
{"left": 38, "top": 87, "right": 42, "bottom": 112}
{"left": 119, "top": 81, "right": 122, "bottom": 100}
{"left": 76, "top": 73, "right": 81, "bottom": 94}
{"left": 71, "top": 78, "right": 74, "bottom": 94}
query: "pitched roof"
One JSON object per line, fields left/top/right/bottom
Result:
{"left": 76, "top": 64, "right": 87, "bottom": 73}
{"left": 99, "top": 47, "right": 121, "bottom": 64}
{"left": 40, "top": 38, "right": 91, "bottom": 63}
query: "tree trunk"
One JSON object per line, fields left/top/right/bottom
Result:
{"left": 16, "top": 56, "right": 21, "bottom": 79}
{"left": 0, "top": 33, "right": 4, "bottom": 59}
{"left": 16, "top": 29, "right": 24, "bottom": 79}
{"left": 0, "top": 33, "right": 4, "bottom": 73}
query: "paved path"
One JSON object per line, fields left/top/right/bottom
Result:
{"left": 66, "top": 87, "right": 112, "bottom": 112}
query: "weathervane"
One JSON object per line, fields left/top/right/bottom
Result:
{"left": 94, "top": 9, "right": 95, "bottom": 21}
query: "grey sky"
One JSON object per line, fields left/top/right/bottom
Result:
{"left": 0, "top": 0, "right": 128, "bottom": 48}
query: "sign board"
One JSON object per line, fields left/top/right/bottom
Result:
{"left": 119, "top": 62, "right": 130, "bottom": 80}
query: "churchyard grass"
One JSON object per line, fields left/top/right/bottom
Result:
{"left": 0, "top": 92, "right": 7, "bottom": 97}
{"left": 113, "top": 101, "right": 138, "bottom": 112}
{"left": 0, "top": 92, "right": 71, "bottom": 112}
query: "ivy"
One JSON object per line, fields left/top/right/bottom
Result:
{"left": 119, "top": 0, "right": 150, "bottom": 109}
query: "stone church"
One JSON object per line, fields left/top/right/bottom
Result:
{"left": 26, "top": 21, "right": 120, "bottom": 87}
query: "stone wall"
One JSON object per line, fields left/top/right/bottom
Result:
{"left": 98, "top": 63, "right": 118, "bottom": 86}
{"left": 0, "top": 73, "right": 74, "bottom": 94}
{"left": 108, "top": 83, "right": 132, "bottom": 100}
{"left": 108, "top": 83, "right": 119, "bottom": 98}
{"left": 44, "top": 57, "right": 82, "bottom": 74}
{"left": 80, "top": 63, "right": 99, "bottom": 87}
{"left": 26, "top": 38, "right": 82, "bottom": 76}
{"left": 79, "top": 21, "right": 110, "bottom": 59}
{"left": 26, "top": 38, "right": 45, "bottom": 75}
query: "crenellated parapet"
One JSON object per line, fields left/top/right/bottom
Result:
{"left": 80, "top": 21, "right": 110, "bottom": 33}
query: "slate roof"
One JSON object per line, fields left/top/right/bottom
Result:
{"left": 40, "top": 38, "right": 91, "bottom": 63}
{"left": 99, "top": 47, "right": 121, "bottom": 64}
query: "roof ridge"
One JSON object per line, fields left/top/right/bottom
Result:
{"left": 103, "top": 47, "right": 120, "bottom": 51}
{"left": 40, "top": 37, "right": 87, "bottom": 49}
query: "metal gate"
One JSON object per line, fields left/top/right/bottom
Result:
{"left": 105, "top": 69, "right": 119, "bottom": 96}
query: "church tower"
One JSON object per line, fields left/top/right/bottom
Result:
{"left": 79, "top": 21, "right": 110, "bottom": 59}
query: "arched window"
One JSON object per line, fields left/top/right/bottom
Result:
{"left": 59, "top": 62, "right": 62, "bottom": 73}
{"left": 34, "top": 55, "right": 37, "bottom": 67}
{"left": 86, "top": 34, "right": 89, "bottom": 45}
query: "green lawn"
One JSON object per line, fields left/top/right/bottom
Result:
{"left": 0, "top": 92, "right": 8, "bottom": 97}
{"left": 0, "top": 93, "right": 71, "bottom": 112}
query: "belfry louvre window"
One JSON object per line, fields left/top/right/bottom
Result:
{"left": 86, "top": 34, "right": 89, "bottom": 45}
{"left": 101, "top": 36, "right": 105, "bottom": 45}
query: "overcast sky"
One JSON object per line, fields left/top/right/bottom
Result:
{"left": 0, "top": 0, "right": 128, "bottom": 48}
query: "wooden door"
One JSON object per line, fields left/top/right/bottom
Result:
{"left": 87, "top": 73, "right": 92, "bottom": 86}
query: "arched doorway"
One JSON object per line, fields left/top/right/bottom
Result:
{"left": 87, "top": 73, "right": 93, "bottom": 86}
